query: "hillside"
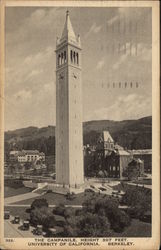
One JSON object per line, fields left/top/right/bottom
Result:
{"left": 4, "top": 116, "right": 152, "bottom": 156}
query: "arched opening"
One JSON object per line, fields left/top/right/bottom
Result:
{"left": 73, "top": 51, "right": 76, "bottom": 63}
{"left": 58, "top": 54, "right": 61, "bottom": 66}
{"left": 76, "top": 53, "right": 79, "bottom": 65}
{"left": 64, "top": 51, "right": 66, "bottom": 63}
{"left": 70, "top": 50, "right": 73, "bottom": 63}
{"left": 61, "top": 52, "right": 64, "bottom": 64}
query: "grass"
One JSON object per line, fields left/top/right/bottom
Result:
{"left": 4, "top": 186, "right": 34, "bottom": 198}
{"left": 4, "top": 206, "right": 30, "bottom": 221}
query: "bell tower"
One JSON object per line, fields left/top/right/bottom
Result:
{"left": 55, "top": 11, "right": 84, "bottom": 187}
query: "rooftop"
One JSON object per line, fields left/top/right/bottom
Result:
{"left": 57, "top": 10, "right": 80, "bottom": 47}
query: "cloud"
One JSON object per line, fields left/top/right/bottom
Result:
{"left": 85, "top": 23, "right": 101, "bottom": 38}
{"left": 107, "top": 16, "right": 118, "bottom": 26}
{"left": 92, "top": 94, "right": 151, "bottom": 121}
{"left": 112, "top": 53, "right": 128, "bottom": 70}
{"left": 96, "top": 59, "right": 105, "bottom": 69}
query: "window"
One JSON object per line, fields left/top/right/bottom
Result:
{"left": 58, "top": 54, "right": 61, "bottom": 66}
{"left": 76, "top": 53, "right": 79, "bottom": 64}
{"left": 113, "top": 166, "right": 116, "bottom": 171}
{"left": 70, "top": 50, "right": 73, "bottom": 62}
{"left": 73, "top": 51, "right": 76, "bottom": 63}
{"left": 61, "top": 52, "right": 64, "bottom": 64}
{"left": 64, "top": 51, "right": 66, "bottom": 63}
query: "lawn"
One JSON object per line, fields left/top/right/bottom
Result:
{"left": 4, "top": 206, "right": 30, "bottom": 221}
{"left": 4, "top": 186, "right": 34, "bottom": 198}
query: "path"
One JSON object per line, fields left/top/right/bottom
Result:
{"left": 5, "top": 192, "right": 41, "bottom": 205}
{"left": 5, "top": 204, "right": 83, "bottom": 208}
{"left": 126, "top": 182, "right": 152, "bottom": 189}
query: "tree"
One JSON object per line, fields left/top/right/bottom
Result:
{"left": 52, "top": 203, "right": 65, "bottom": 216}
{"left": 30, "top": 206, "right": 55, "bottom": 230}
{"left": 31, "top": 198, "right": 48, "bottom": 210}
{"left": 122, "top": 186, "right": 151, "bottom": 219}
{"left": 77, "top": 213, "right": 111, "bottom": 237}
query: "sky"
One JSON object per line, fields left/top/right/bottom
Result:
{"left": 5, "top": 7, "right": 152, "bottom": 131}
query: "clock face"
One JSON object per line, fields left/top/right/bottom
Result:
{"left": 72, "top": 71, "right": 79, "bottom": 80}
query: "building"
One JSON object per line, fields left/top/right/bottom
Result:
{"left": 97, "top": 131, "right": 115, "bottom": 157}
{"left": 127, "top": 158, "right": 144, "bottom": 179}
{"left": 128, "top": 149, "right": 152, "bottom": 173}
{"left": 55, "top": 11, "right": 84, "bottom": 187}
{"left": 104, "top": 149, "right": 132, "bottom": 179}
{"left": 9, "top": 150, "right": 45, "bottom": 163}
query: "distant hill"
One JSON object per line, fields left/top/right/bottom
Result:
{"left": 83, "top": 116, "right": 152, "bottom": 149}
{"left": 5, "top": 126, "right": 55, "bottom": 142}
{"left": 4, "top": 116, "right": 152, "bottom": 156}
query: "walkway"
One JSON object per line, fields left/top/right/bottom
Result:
{"left": 5, "top": 204, "right": 83, "bottom": 208}
{"left": 126, "top": 182, "right": 152, "bottom": 190}
{"left": 5, "top": 192, "right": 41, "bottom": 205}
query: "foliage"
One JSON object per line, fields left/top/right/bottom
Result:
{"left": 77, "top": 213, "right": 111, "bottom": 237}
{"left": 52, "top": 203, "right": 65, "bottom": 216}
{"left": 122, "top": 186, "right": 151, "bottom": 219}
{"left": 64, "top": 195, "right": 130, "bottom": 236}
{"left": 31, "top": 198, "right": 48, "bottom": 210}
{"left": 30, "top": 206, "right": 55, "bottom": 229}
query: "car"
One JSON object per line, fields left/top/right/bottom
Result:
{"left": 85, "top": 188, "right": 95, "bottom": 193}
{"left": 22, "top": 220, "right": 30, "bottom": 230}
{"left": 4, "top": 211, "right": 10, "bottom": 220}
{"left": 13, "top": 216, "right": 20, "bottom": 224}
{"left": 35, "top": 225, "right": 43, "bottom": 235}
{"left": 98, "top": 187, "right": 107, "bottom": 191}
{"left": 46, "top": 228, "right": 57, "bottom": 237}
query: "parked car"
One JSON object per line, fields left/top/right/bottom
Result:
{"left": 85, "top": 188, "right": 95, "bottom": 193}
{"left": 13, "top": 216, "right": 20, "bottom": 224}
{"left": 98, "top": 187, "right": 107, "bottom": 191}
{"left": 35, "top": 225, "right": 43, "bottom": 235}
{"left": 4, "top": 211, "right": 10, "bottom": 220}
{"left": 22, "top": 220, "right": 30, "bottom": 230}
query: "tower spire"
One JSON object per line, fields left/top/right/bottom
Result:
{"left": 60, "top": 10, "right": 77, "bottom": 43}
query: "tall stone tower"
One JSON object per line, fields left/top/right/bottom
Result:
{"left": 55, "top": 11, "right": 84, "bottom": 187}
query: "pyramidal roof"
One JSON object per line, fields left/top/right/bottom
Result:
{"left": 60, "top": 10, "right": 77, "bottom": 43}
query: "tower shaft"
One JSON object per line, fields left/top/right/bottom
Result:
{"left": 55, "top": 11, "right": 84, "bottom": 186}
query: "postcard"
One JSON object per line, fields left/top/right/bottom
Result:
{"left": 0, "top": 1, "right": 160, "bottom": 249}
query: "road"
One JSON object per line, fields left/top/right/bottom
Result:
{"left": 4, "top": 215, "right": 35, "bottom": 238}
